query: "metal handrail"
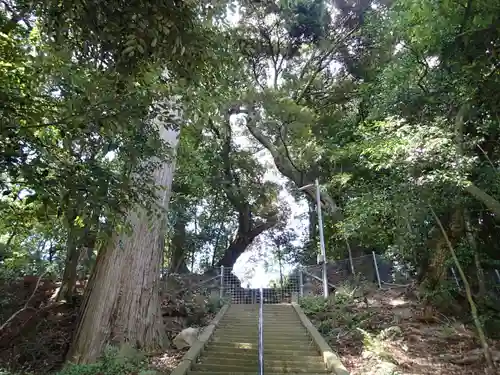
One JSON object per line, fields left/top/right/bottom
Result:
{"left": 258, "top": 286, "right": 264, "bottom": 375}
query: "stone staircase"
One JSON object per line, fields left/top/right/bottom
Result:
{"left": 189, "top": 304, "right": 329, "bottom": 374}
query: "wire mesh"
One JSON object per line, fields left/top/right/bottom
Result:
{"left": 169, "top": 257, "right": 500, "bottom": 304}
{"left": 221, "top": 267, "right": 301, "bottom": 304}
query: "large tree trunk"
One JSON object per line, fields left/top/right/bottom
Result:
{"left": 57, "top": 232, "right": 80, "bottom": 301}
{"left": 68, "top": 93, "right": 181, "bottom": 364}
{"left": 169, "top": 211, "right": 189, "bottom": 273}
{"left": 57, "top": 212, "right": 81, "bottom": 302}
{"left": 58, "top": 209, "right": 100, "bottom": 301}
{"left": 217, "top": 208, "right": 277, "bottom": 267}
{"left": 423, "top": 209, "right": 465, "bottom": 290}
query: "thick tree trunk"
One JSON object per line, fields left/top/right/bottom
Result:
{"left": 217, "top": 219, "right": 277, "bottom": 267}
{"left": 217, "top": 207, "right": 277, "bottom": 267}
{"left": 424, "top": 209, "right": 465, "bottom": 290}
{"left": 464, "top": 183, "right": 500, "bottom": 220}
{"left": 168, "top": 212, "right": 189, "bottom": 273}
{"left": 68, "top": 94, "right": 181, "bottom": 364}
{"left": 58, "top": 209, "right": 100, "bottom": 301}
{"left": 57, "top": 233, "right": 80, "bottom": 301}
{"left": 57, "top": 217, "right": 81, "bottom": 302}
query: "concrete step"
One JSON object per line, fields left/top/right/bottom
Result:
{"left": 201, "top": 355, "right": 324, "bottom": 366}
{"left": 192, "top": 363, "right": 327, "bottom": 373}
{"left": 220, "top": 318, "right": 302, "bottom": 323}
{"left": 211, "top": 335, "right": 312, "bottom": 344}
{"left": 188, "top": 304, "right": 328, "bottom": 374}
{"left": 196, "top": 357, "right": 326, "bottom": 372}
{"left": 214, "top": 328, "right": 309, "bottom": 335}
{"left": 220, "top": 319, "right": 303, "bottom": 325}
{"left": 204, "top": 348, "right": 320, "bottom": 360}
{"left": 211, "top": 333, "right": 313, "bottom": 341}
{"left": 190, "top": 373, "right": 327, "bottom": 375}
{"left": 214, "top": 331, "right": 309, "bottom": 341}
{"left": 204, "top": 344, "right": 319, "bottom": 356}
{"left": 209, "top": 340, "right": 317, "bottom": 351}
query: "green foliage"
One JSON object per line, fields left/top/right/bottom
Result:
{"left": 300, "top": 286, "right": 376, "bottom": 336}
{"left": 56, "top": 345, "right": 148, "bottom": 375}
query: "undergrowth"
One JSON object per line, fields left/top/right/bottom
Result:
{"left": 300, "top": 282, "right": 376, "bottom": 335}
{"left": 54, "top": 345, "right": 155, "bottom": 375}
{"left": 300, "top": 281, "right": 401, "bottom": 374}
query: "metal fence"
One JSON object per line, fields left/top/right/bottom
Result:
{"left": 164, "top": 255, "right": 500, "bottom": 304}
{"left": 219, "top": 266, "right": 301, "bottom": 304}
{"left": 300, "top": 253, "right": 500, "bottom": 298}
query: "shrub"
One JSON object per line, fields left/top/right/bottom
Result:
{"left": 56, "top": 345, "right": 151, "bottom": 375}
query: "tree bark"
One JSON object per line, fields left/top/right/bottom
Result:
{"left": 431, "top": 207, "right": 496, "bottom": 372}
{"left": 57, "top": 210, "right": 82, "bottom": 302}
{"left": 168, "top": 211, "right": 189, "bottom": 273}
{"left": 67, "top": 91, "right": 181, "bottom": 364}
{"left": 217, "top": 210, "right": 277, "bottom": 267}
{"left": 424, "top": 209, "right": 465, "bottom": 290}
{"left": 464, "top": 183, "right": 500, "bottom": 220}
{"left": 57, "top": 229, "right": 80, "bottom": 301}
{"left": 464, "top": 210, "right": 486, "bottom": 296}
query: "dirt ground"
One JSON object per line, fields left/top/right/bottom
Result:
{"left": 3, "top": 275, "right": 500, "bottom": 375}
{"left": 306, "top": 285, "right": 500, "bottom": 375}
{"left": 0, "top": 274, "right": 218, "bottom": 374}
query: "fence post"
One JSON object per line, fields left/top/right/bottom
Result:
{"left": 372, "top": 251, "right": 382, "bottom": 288}
{"left": 219, "top": 265, "right": 224, "bottom": 299}
{"left": 495, "top": 269, "right": 500, "bottom": 283}
{"left": 299, "top": 268, "right": 304, "bottom": 297}
{"left": 451, "top": 267, "right": 461, "bottom": 289}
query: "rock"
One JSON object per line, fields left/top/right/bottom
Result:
{"left": 172, "top": 327, "right": 199, "bottom": 349}
{"left": 392, "top": 307, "right": 412, "bottom": 324}
{"left": 370, "top": 361, "right": 398, "bottom": 375}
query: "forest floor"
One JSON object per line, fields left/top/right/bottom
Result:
{"left": 0, "top": 273, "right": 220, "bottom": 374}
{"left": 3, "top": 275, "right": 500, "bottom": 375}
{"left": 303, "top": 284, "right": 500, "bottom": 375}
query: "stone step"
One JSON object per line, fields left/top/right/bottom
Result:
{"left": 204, "top": 348, "right": 320, "bottom": 359}
{"left": 213, "top": 333, "right": 309, "bottom": 340}
{"left": 220, "top": 318, "right": 302, "bottom": 324}
{"left": 214, "top": 328, "right": 308, "bottom": 335}
{"left": 201, "top": 354, "right": 323, "bottom": 365}
{"left": 211, "top": 333, "right": 313, "bottom": 341}
{"left": 204, "top": 344, "right": 319, "bottom": 356}
{"left": 211, "top": 335, "right": 312, "bottom": 343}
{"left": 218, "top": 323, "right": 303, "bottom": 327}
{"left": 192, "top": 363, "right": 327, "bottom": 373}
{"left": 208, "top": 340, "right": 317, "bottom": 351}
{"left": 198, "top": 358, "right": 325, "bottom": 371}
{"left": 190, "top": 373, "right": 327, "bottom": 375}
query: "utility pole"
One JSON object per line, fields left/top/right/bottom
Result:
{"left": 299, "top": 179, "right": 329, "bottom": 298}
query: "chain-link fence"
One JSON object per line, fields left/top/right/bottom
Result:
{"left": 220, "top": 266, "right": 301, "bottom": 304}
{"left": 298, "top": 253, "right": 500, "bottom": 298}
{"left": 163, "top": 255, "right": 500, "bottom": 303}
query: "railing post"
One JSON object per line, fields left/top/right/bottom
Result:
{"left": 372, "top": 251, "right": 382, "bottom": 288}
{"left": 299, "top": 268, "right": 304, "bottom": 297}
{"left": 258, "top": 286, "right": 264, "bottom": 375}
{"left": 219, "top": 265, "right": 224, "bottom": 300}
